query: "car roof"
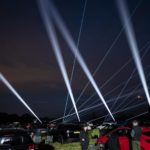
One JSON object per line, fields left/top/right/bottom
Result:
{"left": 58, "top": 123, "right": 81, "bottom": 127}
{"left": 57, "top": 123, "right": 81, "bottom": 130}
{"left": 0, "top": 128, "right": 28, "bottom": 136}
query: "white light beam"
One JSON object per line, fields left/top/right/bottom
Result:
{"left": 37, "top": 0, "right": 80, "bottom": 122}
{"left": 0, "top": 73, "right": 42, "bottom": 124}
{"left": 47, "top": 0, "right": 115, "bottom": 121}
{"left": 116, "top": 0, "right": 150, "bottom": 105}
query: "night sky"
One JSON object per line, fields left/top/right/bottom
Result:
{"left": 0, "top": 0, "right": 150, "bottom": 121}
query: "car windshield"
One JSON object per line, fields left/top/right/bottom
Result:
{"left": 0, "top": 135, "right": 23, "bottom": 145}
{"left": 0, "top": 134, "right": 32, "bottom": 145}
{"left": 34, "top": 129, "right": 49, "bottom": 136}
{"left": 58, "top": 125, "right": 81, "bottom": 131}
{"left": 0, "top": 137, "right": 12, "bottom": 144}
{"left": 101, "top": 125, "right": 116, "bottom": 136}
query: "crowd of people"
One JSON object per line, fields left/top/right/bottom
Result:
{"left": 79, "top": 120, "right": 142, "bottom": 150}
{"left": 0, "top": 120, "right": 144, "bottom": 150}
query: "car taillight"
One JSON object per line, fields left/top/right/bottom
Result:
{"left": 28, "top": 144, "right": 38, "bottom": 150}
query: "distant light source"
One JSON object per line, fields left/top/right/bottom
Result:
{"left": 46, "top": 0, "right": 115, "bottom": 122}
{"left": 137, "top": 95, "right": 143, "bottom": 99}
{"left": 37, "top": 0, "right": 80, "bottom": 122}
{"left": 0, "top": 73, "right": 42, "bottom": 124}
{"left": 116, "top": 0, "right": 150, "bottom": 105}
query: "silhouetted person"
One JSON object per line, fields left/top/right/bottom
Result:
{"left": 131, "top": 120, "right": 142, "bottom": 150}
{"left": 108, "top": 133, "right": 119, "bottom": 150}
{"left": 79, "top": 126, "right": 89, "bottom": 150}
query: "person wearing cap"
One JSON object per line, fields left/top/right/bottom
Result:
{"left": 131, "top": 120, "right": 142, "bottom": 150}
{"left": 79, "top": 126, "right": 89, "bottom": 150}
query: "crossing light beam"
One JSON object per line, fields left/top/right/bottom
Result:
{"left": 0, "top": 73, "right": 42, "bottom": 124}
{"left": 37, "top": 0, "right": 80, "bottom": 122}
{"left": 46, "top": 0, "right": 115, "bottom": 121}
{"left": 116, "top": 0, "right": 150, "bottom": 105}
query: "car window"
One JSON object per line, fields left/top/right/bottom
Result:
{"left": 35, "top": 129, "right": 48, "bottom": 136}
{"left": 113, "top": 129, "right": 130, "bottom": 136}
{"left": 0, "top": 136, "right": 23, "bottom": 145}
{"left": 124, "top": 129, "right": 130, "bottom": 136}
{"left": 113, "top": 129, "right": 123, "bottom": 136}
{"left": 0, "top": 137, "right": 12, "bottom": 144}
{"left": 58, "top": 125, "right": 81, "bottom": 131}
{"left": 142, "top": 131, "right": 150, "bottom": 136}
{"left": 11, "top": 136, "right": 23, "bottom": 145}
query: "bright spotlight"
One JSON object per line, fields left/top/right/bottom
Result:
{"left": 0, "top": 73, "right": 42, "bottom": 124}
{"left": 45, "top": 0, "right": 115, "bottom": 121}
{"left": 37, "top": 0, "right": 80, "bottom": 122}
{"left": 50, "top": 88, "right": 145, "bottom": 123}
{"left": 116, "top": 0, "right": 150, "bottom": 105}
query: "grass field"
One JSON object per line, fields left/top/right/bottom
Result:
{"left": 52, "top": 142, "right": 81, "bottom": 150}
{"left": 51, "top": 139, "right": 97, "bottom": 150}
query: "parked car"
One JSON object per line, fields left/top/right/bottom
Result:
{"left": 56, "top": 123, "right": 81, "bottom": 143}
{"left": 97, "top": 122, "right": 118, "bottom": 136}
{"left": 140, "top": 127, "right": 150, "bottom": 150}
{"left": 97, "top": 122, "right": 117, "bottom": 130}
{"left": 0, "top": 128, "right": 38, "bottom": 150}
{"left": 96, "top": 126, "right": 150, "bottom": 150}
{"left": 32, "top": 128, "right": 53, "bottom": 144}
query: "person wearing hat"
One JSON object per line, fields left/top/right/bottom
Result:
{"left": 131, "top": 120, "right": 142, "bottom": 150}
